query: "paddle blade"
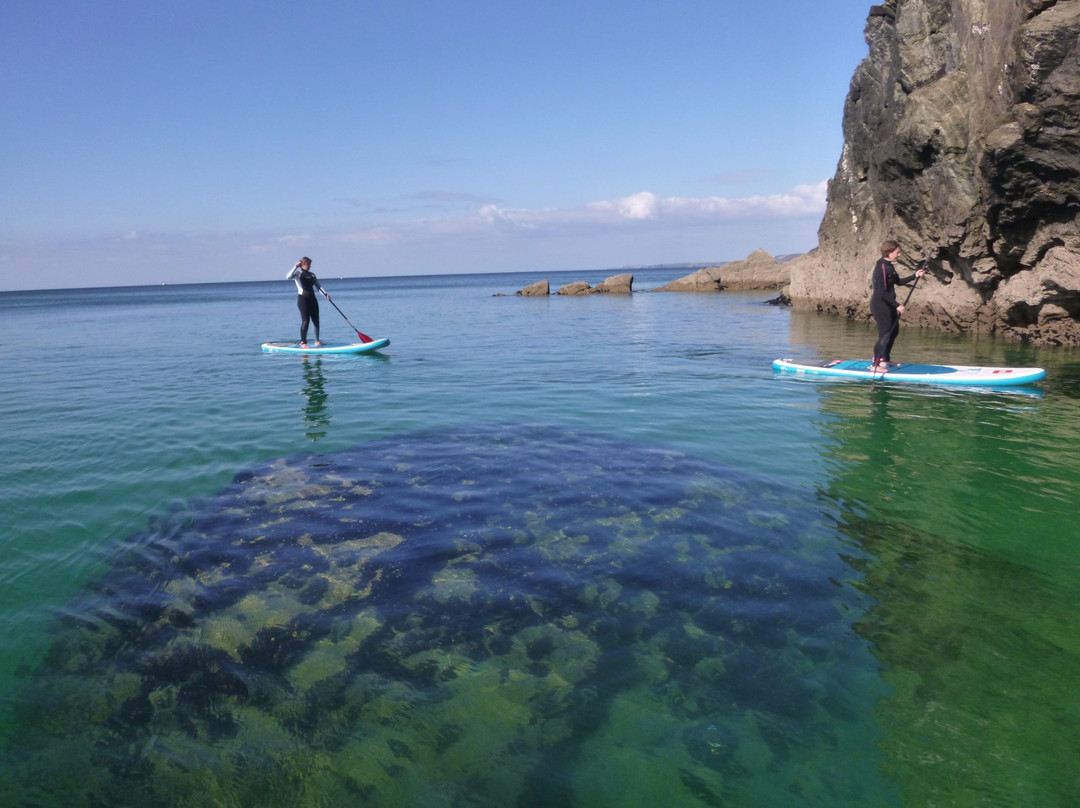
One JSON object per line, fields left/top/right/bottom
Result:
{"left": 356, "top": 330, "right": 373, "bottom": 343}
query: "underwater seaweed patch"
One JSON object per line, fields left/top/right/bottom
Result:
{"left": 0, "top": 424, "right": 882, "bottom": 807}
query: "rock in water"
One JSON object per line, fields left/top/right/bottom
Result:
{"left": 516, "top": 279, "right": 550, "bottom": 296}
{"left": 652, "top": 250, "right": 790, "bottom": 293}
{"left": 0, "top": 425, "right": 880, "bottom": 808}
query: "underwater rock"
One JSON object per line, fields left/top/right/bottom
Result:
{"left": 0, "top": 424, "right": 878, "bottom": 808}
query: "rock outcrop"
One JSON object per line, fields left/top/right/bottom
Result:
{"left": 516, "top": 280, "right": 550, "bottom": 297}
{"left": 789, "top": 0, "right": 1080, "bottom": 345}
{"left": 555, "top": 281, "right": 593, "bottom": 296}
{"left": 594, "top": 273, "right": 634, "bottom": 294}
{"left": 517, "top": 274, "right": 633, "bottom": 296}
{"left": 651, "top": 249, "right": 791, "bottom": 292}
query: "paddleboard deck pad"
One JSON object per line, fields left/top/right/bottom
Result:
{"left": 262, "top": 338, "right": 389, "bottom": 355}
{"left": 773, "top": 358, "right": 1045, "bottom": 387}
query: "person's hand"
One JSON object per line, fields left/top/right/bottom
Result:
{"left": 915, "top": 268, "right": 926, "bottom": 278}
{"left": 295, "top": 261, "right": 303, "bottom": 269}
{"left": 897, "top": 304, "right": 905, "bottom": 315}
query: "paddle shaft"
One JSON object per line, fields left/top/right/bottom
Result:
{"left": 324, "top": 295, "right": 372, "bottom": 343}
{"left": 899, "top": 272, "right": 922, "bottom": 311}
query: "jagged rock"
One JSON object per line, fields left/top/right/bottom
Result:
{"left": 593, "top": 273, "right": 634, "bottom": 294}
{"left": 790, "top": 0, "right": 1080, "bottom": 345}
{"left": 555, "top": 281, "right": 592, "bottom": 296}
{"left": 651, "top": 250, "right": 790, "bottom": 292}
{"left": 516, "top": 280, "right": 550, "bottom": 297}
{"left": 651, "top": 266, "right": 724, "bottom": 292}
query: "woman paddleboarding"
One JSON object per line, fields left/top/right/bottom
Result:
{"left": 870, "top": 240, "right": 925, "bottom": 372}
{"left": 286, "top": 257, "right": 330, "bottom": 347}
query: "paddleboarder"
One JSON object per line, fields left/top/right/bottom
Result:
{"left": 286, "top": 257, "right": 331, "bottom": 348}
{"left": 870, "top": 240, "right": 925, "bottom": 372}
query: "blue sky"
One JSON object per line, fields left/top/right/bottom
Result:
{"left": 2, "top": 1, "right": 872, "bottom": 290}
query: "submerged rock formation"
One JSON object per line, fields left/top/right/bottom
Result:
{"left": 789, "top": 0, "right": 1080, "bottom": 345}
{"left": 651, "top": 249, "right": 791, "bottom": 292}
{"left": 0, "top": 425, "right": 878, "bottom": 807}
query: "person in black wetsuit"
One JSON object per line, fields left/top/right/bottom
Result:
{"left": 285, "top": 257, "right": 330, "bottom": 347}
{"left": 870, "top": 239, "right": 925, "bottom": 372}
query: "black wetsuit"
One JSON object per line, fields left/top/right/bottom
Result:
{"left": 870, "top": 258, "right": 918, "bottom": 364}
{"left": 288, "top": 267, "right": 326, "bottom": 344}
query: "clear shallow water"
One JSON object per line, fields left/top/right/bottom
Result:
{"left": 1, "top": 270, "right": 1079, "bottom": 806}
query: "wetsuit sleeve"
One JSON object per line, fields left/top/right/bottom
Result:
{"left": 286, "top": 266, "right": 303, "bottom": 294}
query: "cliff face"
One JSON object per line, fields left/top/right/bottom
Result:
{"left": 790, "top": 0, "right": 1080, "bottom": 345}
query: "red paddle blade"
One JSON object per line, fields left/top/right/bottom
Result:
{"left": 356, "top": 331, "right": 373, "bottom": 343}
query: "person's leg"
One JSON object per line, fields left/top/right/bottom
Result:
{"left": 298, "top": 296, "right": 311, "bottom": 344}
{"left": 871, "top": 304, "right": 894, "bottom": 366}
{"left": 882, "top": 316, "right": 900, "bottom": 363}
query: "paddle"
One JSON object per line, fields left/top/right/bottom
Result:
{"left": 897, "top": 256, "right": 928, "bottom": 311}
{"left": 324, "top": 294, "right": 373, "bottom": 343}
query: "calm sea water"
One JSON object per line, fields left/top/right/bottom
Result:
{"left": 2, "top": 269, "right": 1078, "bottom": 807}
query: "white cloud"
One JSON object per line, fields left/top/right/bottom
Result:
{"left": 335, "top": 182, "right": 827, "bottom": 244}
{"left": 612, "top": 191, "right": 661, "bottom": 220}
{"left": 1, "top": 181, "right": 829, "bottom": 290}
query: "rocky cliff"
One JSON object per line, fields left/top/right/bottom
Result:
{"left": 789, "top": 0, "right": 1080, "bottom": 345}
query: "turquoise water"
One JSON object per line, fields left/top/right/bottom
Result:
{"left": 2, "top": 270, "right": 1079, "bottom": 806}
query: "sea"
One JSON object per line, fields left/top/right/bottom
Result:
{"left": 1, "top": 268, "right": 1078, "bottom": 807}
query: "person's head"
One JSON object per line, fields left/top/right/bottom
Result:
{"left": 299, "top": 257, "right": 312, "bottom": 270}
{"left": 880, "top": 240, "right": 900, "bottom": 259}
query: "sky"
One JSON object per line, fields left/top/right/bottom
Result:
{"left": 1, "top": 0, "right": 873, "bottom": 291}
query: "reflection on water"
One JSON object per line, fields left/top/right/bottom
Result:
{"left": 0, "top": 425, "right": 895, "bottom": 808}
{"left": 300, "top": 357, "right": 329, "bottom": 441}
{"left": 841, "top": 516, "right": 1080, "bottom": 807}
{"left": 808, "top": 378, "right": 1080, "bottom": 807}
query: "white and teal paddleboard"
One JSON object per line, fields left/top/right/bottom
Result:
{"left": 773, "top": 358, "right": 1045, "bottom": 387}
{"left": 262, "top": 338, "right": 389, "bottom": 355}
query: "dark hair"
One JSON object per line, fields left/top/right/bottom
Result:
{"left": 879, "top": 239, "right": 900, "bottom": 257}
{"left": 300, "top": 257, "right": 312, "bottom": 268}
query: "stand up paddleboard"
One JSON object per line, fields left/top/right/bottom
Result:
{"left": 773, "top": 358, "right": 1045, "bottom": 387}
{"left": 262, "top": 338, "right": 389, "bottom": 355}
